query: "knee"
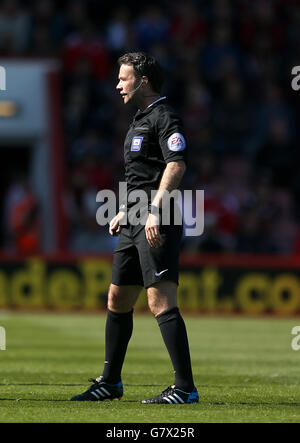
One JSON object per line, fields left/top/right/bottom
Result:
{"left": 147, "top": 283, "right": 178, "bottom": 317}
{"left": 107, "top": 284, "right": 139, "bottom": 313}
{"left": 148, "top": 295, "right": 161, "bottom": 317}
{"left": 107, "top": 285, "right": 123, "bottom": 312}
{"left": 148, "top": 293, "right": 176, "bottom": 318}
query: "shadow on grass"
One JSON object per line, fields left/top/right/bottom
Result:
{"left": 0, "top": 398, "right": 300, "bottom": 407}
{"left": 204, "top": 401, "right": 300, "bottom": 407}
{"left": 0, "top": 383, "right": 162, "bottom": 387}
{"left": 0, "top": 383, "right": 84, "bottom": 387}
{"left": 0, "top": 398, "right": 136, "bottom": 402}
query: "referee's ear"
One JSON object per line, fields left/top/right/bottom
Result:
{"left": 141, "top": 76, "right": 148, "bottom": 86}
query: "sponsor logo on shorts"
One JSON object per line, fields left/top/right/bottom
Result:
{"left": 155, "top": 269, "right": 168, "bottom": 277}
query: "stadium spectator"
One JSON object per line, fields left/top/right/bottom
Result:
{"left": 0, "top": 0, "right": 30, "bottom": 54}
{"left": 212, "top": 75, "right": 253, "bottom": 153}
{"left": 29, "top": 0, "right": 65, "bottom": 47}
{"left": 64, "top": 85, "right": 92, "bottom": 142}
{"left": 169, "top": 1, "right": 207, "bottom": 53}
{"left": 236, "top": 207, "right": 266, "bottom": 254}
{"left": 210, "top": 0, "right": 234, "bottom": 23}
{"left": 69, "top": 127, "right": 112, "bottom": 166}
{"left": 66, "top": 150, "right": 114, "bottom": 252}
{"left": 255, "top": 117, "right": 297, "bottom": 190}
{"left": 28, "top": 23, "right": 57, "bottom": 57}
{"left": 239, "top": 0, "right": 285, "bottom": 52}
{"left": 62, "top": 21, "right": 111, "bottom": 80}
{"left": 200, "top": 23, "right": 242, "bottom": 84}
{"left": 64, "top": 0, "right": 88, "bottom": 36}
{"left": 106, "top": 6, "right": 133, "bottom": 57}
{"left": 3, "top": 177, "right": 41, "bottom": 254}
{"left": 182, "top": 74, "right": 212, "bottom": 140}
{"left": 134, "top": 5, "right": 169, "bottom": 52}
{"left": 0, "top": 0, "right": 298, "bottom": 255}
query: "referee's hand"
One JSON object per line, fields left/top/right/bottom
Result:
{"left": 145, "top": 213, "right": 163, "bottom": 248}
{"left": 109, "top": 211, "right": 126, "bottom": 236}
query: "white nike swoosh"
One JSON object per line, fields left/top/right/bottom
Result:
{"left": 155, "top": 269, "right": 168, "bottom": 277}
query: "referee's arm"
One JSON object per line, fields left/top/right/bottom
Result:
{"left": 151, "top": 160, "right": 186, "bottom": 207}
{"left": 145, "top": 160, "right": 186, "bottom": 248}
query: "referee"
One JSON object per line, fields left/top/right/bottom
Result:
{"left": 71, "top": 52, "right": 198, "bottom": 404}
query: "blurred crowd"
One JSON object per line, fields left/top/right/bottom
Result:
{"left": 1, "top": 0, "right": 300, "bottom": 255}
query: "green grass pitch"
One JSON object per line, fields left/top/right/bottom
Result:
{"left": 0, "top": 311, "right": 300, "bottom": 423}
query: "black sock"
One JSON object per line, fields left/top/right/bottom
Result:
{"left": 157, "top": 307, "right": 194, "bottom": 392}
{"left": 101, "top": 309, "right": 133, "bottom": 384}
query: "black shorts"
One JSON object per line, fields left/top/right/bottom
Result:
{"left": 111, "top": 222, "right": 183, "bottom": 289}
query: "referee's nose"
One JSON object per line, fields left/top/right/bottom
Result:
{"left": 116, "top": 81, "right": 121, "bottom": 92}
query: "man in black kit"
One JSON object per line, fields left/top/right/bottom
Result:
{"left": 71, "top": 52, "right": 198, "bottom": 404}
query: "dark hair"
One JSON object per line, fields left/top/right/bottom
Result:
{"left": 118, "top": 52, "right": 164, "bottom": 94}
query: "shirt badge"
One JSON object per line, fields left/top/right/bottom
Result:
{"left": 167, "top": 133, "right": 186, "bottom": 151}
{"left": 131, "top": 136, "right": 144, "bottom": 151}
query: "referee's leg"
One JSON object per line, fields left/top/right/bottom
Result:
{"left": 108, "top": 283, "right": 142, "bottom": 312}
{"left": 147, "top": 281, "right": 195, "bottom": 392}
{"left": 70, "top": 284, "right": 142, "bottom": 401}
{"left": 101, "top": 284, "right": 142, "bottom": 383}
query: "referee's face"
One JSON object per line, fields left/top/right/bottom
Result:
{"left": 116, "top": 64, "right": 139, "bottom": 105}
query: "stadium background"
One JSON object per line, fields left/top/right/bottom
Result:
{"left": 0, "top": 0, "right": 299, "bottom": 313}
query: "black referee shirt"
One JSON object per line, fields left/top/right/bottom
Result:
{"left": 122, "top": 97, "right": 188, "bottom": 208}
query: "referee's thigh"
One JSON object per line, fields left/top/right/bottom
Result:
{"left": 108, "top": 284, "right": 143, "bottom": 313}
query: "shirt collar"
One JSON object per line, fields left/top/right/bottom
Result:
{"left": 146, "top": 96, "right": 167, "bottom": 108}
{"left": 134, "top": 96, "right": 166, "bottom": 122}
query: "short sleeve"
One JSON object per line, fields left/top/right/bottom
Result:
{"left": 156, "top": 108, "right": 188, "bottom": 165}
